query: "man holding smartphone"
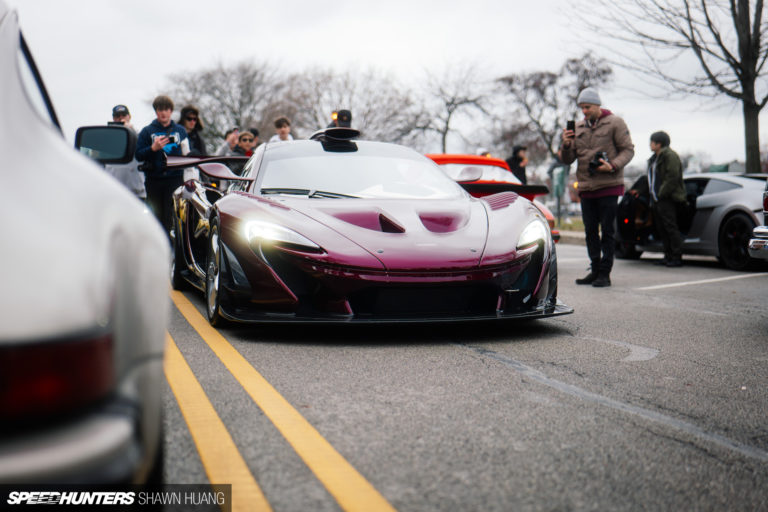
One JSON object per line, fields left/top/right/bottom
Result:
{"left": 136, "top": 95, "right": 190, "bottom": 237}
{"left": 558, "top": 87, "right": 635, "bottom": 288}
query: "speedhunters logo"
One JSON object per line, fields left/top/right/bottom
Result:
{"left": 7, "top": 492, "right": 134, "bottom": 505}
{"left": 1, "top": 485, "right": 231, "bottom": 511}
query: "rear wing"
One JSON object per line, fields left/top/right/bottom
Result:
{"left": 459, "top": 182, "right": 549, "bottom": 202}
{"left": 166, "top": 155, "right": 249, "bottom": 171}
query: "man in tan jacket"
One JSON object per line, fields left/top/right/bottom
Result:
{"left": 559, "top": 88, "right": 634, "bottom": 287}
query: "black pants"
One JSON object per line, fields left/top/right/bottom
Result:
{"left": 145, "top": 176, "right": 183, "bottom": 238}
{"left": 652, "top": 199, "right": 684, "bottom": 260}
{"left": 581, "top": 195, "right": 618, "bottom": 275}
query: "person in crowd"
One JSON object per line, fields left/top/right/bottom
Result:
{"left": 178, "top": 105, "right": 206, "bottom": 156}
{"left": 105, "top": 104, "right": 146, "bottom": 199}
{"left": 247, "top": 127, "right": 260, "bottom": 147}
{"left": 228, "top": 130, "right": 256, "bottom": 157}
{"left": 269, "top": 116, "right": 294, "bottom": 142}
{"left": 327, "top": 109, "right": 352, "bottom": 128}
{"left": 215, "top": 127, "right": 240, "bottom": 156}
{"left": 135, "top": 95, "right": 189, "bottom": 236}
{"left": 506, "top": 145, "right": 528, "bottom": 184}
{"left": 559, "top": 87, "right": 635, "bottom": 288}
{"left": 631, "top": 131, "right": 686, "bottom": 267}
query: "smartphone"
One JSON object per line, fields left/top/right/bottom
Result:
{"left": 566, "top": 120, "right": 575, "bottom": 131}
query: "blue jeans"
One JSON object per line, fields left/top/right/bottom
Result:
{"left": 580, "top": 195, "right": 619, "bottom": 275}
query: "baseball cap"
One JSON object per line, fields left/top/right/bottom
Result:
{"left": 112, "top": 104, "right": 130, "bottom": 117}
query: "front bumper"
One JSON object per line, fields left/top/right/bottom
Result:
{"left": 748, "top": 225, "right": 768, "bottom": 260}
{"left": 218, "top": 240, "right": 574, "bottom": 323}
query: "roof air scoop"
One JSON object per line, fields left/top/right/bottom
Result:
{"left": 309, "top": 127, "right": 360, "bottom": 152}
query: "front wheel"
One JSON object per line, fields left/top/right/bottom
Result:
{"left": 170, "top": 226, "right": 186, "bottom": 290}
{"left": 718, "top": 212, "right": 756, "bottom": 271}
{"left": 205, "top": 219, "right": 226, "bottom": 326}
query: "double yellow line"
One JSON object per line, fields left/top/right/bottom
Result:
{"left": 164, "top": 291, "right": 396, "bottom": 512}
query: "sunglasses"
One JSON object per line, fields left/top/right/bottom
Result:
{"left": 241, "top": 138, "right": 254, "bottom": 142}
{"left": 185, "top": 116, "right": 198, "bottom": 121}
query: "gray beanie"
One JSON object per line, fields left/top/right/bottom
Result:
{"left": 577, "top": 87, "right": 601, "bottom": 106}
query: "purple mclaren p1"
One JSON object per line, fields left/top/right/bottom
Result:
{"left": 171, "top": 128, "right": 572, "bottom": 325}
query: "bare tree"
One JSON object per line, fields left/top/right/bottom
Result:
{"left": 420, "top": 65, "right": 491, "bottom": 153}
{"left": 164, "top": 60, "right": 284, "bottom": 152}
{"left": 582, "top": 0, "right": 768, "bottom": 173}
{"left": 275, "top": 67, "right": 430, "bottom": 146}
{"left": 494, "top": 120, "right": 551, "bottom": 166}
{"left": 497, "top": 53, "right": 613, "bottom": 160}
{"left": 165, "top": 63, "right": 429, "bottom": 148}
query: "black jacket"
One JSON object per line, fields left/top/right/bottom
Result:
{"left": 187, "top": 130, "right": 207, "bottom": 156}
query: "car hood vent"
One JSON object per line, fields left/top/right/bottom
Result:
{"left": 418, "top": 212, "right": 469, "bottom": 233}
{"left": 327, "top": 211, "right": 405, "bottom": 233}
{"left": 483, "top": 192, "right": 519, "bottom": 211}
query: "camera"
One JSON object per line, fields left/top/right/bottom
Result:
{"left": 167, "top": 134, "right": 178, "bottom": 144}
{"left": 588, "top": 151, "right": 609, "bottom": 175}
{"left": 566, "top": 120, "right": 575, "bottom": 131}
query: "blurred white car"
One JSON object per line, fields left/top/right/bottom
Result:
{"left": 0, "top": 1, "right": 169, "bottom": 484}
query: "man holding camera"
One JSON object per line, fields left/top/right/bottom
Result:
{"left": 136, "top": 95, "right": 189, "bottom": 236}
{"left": 559, "top": 88, "right": 634, "bottom": 288}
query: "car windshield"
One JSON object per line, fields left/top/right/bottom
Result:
{"left": 259, "top": 143, "right": 465, "bottom": 199}
{"left": 439, "top": 163, "right": 521, "bottom": 184}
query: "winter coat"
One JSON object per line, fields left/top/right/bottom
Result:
{"left": 559, "top": 109, "right": 634, "bottom": 193}
{"left": 187, "top": 129, "right": 207, "bottom": 156}
{"left": 648, "top": 147, "right": 686, "bottom": 203}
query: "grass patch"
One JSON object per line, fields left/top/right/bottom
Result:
{"left": 555, "top": 216, "right": 584, "bottom": 231}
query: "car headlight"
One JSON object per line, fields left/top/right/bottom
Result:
{"left": 517, "top": 218, "right": 549, "bottom": 249}
{"left": 244, "top": 220, "right": 321, "bottom": 251}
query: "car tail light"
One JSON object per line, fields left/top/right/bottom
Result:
{"left": 0, "top": 330, "right": 114, "bottom": 421}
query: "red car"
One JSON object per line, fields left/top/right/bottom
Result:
{"left": 170, "top": 128, "right": 571, "bottom": 324}
{"left": 426, "top": 154, "right": 560, "bottom": 243}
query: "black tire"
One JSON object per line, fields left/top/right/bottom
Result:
{"left": 205, "top": 219, "right": 226, "bottom": 326}
{"left": 170, "top": 225, "right": 186, "bottom": 290}
{"left": 718, "top": 212, "right": 756, "bottom": 271}
{"left": 615, "top": 240, "right": 642, "bottom": 259}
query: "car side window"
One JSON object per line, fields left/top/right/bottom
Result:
{"left": 703, "top": 179, "right": 739, "bottom": 195}
{"left": 17, "top": 34, "right": 60, "bottom": 131}
{"left": 684, "top": 178, "right": 708, "bottom": 198}
{"left": 228, "top": 145, "right": 264, "bottom": 193}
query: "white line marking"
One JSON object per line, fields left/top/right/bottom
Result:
{"left": 637, "top": 273, "right": 767, "bottom": 291}
{"left": 459, "top": 344, "right": 768, "bottom": 464}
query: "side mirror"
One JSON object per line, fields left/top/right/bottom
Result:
{"left": 75, "top": 125, "right": 136, "bottom": 164}
{"left": 454, "top": 166, "right": 484, "bottom": 183}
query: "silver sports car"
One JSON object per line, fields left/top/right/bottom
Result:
{"left": 0, "top": 0, "right": 169, "bottom": 484}
{"left": 616, "top": 173, "right": 768, "bottom": 270}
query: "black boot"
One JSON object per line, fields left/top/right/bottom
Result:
{"left": 575, "top": 272, "right": 598, "bottom": 285}
{"left": 592, "top": 273, "right": 611, "bottom": 287}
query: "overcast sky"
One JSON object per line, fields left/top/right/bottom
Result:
{"left": 6, "top": 0, "right": 765, "bottom": 165}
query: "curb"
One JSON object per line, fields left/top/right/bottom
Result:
{"left": 557, "top": 230, "right": 586, "bottom": 245}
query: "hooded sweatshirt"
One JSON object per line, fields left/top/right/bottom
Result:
{"left": 135, "top": 119, "right": 188, "bottom": 180}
